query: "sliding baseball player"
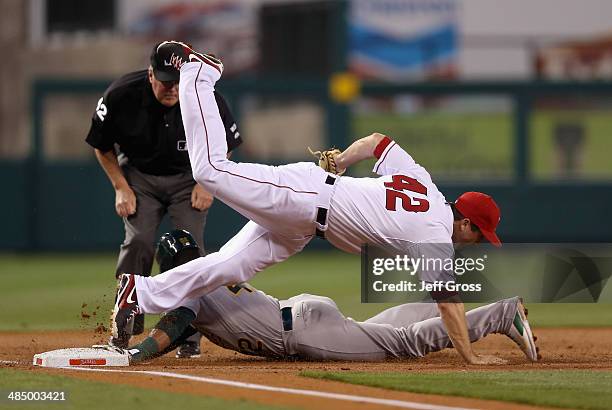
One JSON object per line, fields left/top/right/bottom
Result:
{"left": 108, "top": 230, "right": 538, "bottom": 364}
{"left": 112, "top": 41, "right": 534, "bottom": 365}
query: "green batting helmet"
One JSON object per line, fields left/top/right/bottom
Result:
{"left": 156, "top": 229, "right": 200, "bottom": 273}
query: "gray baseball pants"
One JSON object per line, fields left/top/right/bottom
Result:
{"left": 281, "top": 295, "right": 519, "bottom": 360}
{"left": 116, "top": 163, "right": 207, "bottom": 277}
{"left": 118, "top": 164, "right": 207, "bottom": 345}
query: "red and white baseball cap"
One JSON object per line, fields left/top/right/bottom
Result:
{"left": 454, "top": 192, "right": 502, "bottom": 247}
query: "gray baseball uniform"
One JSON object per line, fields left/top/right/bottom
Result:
{"left": 181, "top": 284, "right": 521, "bottom": 360}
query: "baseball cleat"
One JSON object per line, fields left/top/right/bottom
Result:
{"left": 506, "top": 299, "right": 539, "bottom": 362}
{"left": 155, "top": 41, "right": 223, "bottom": 75}
{"left": 110, "top": 274, "right": 141, "bottom": 349}
{"left": 175, "top": 341, "right": 201, "bottom": 359}
{"left": 132, "top": 313, "right": 145, "bottom": 335}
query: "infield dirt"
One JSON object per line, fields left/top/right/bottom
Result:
{"left": 1, "top": 328, "right": 611, "bottom": 410}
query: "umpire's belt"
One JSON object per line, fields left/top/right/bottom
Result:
{"left": 281, "top": 307, "right": 293, "bottom": 331}
{"left": 315, "top": 175, "right": 337, "bottom": 239}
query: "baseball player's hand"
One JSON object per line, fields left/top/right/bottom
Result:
{"left": 191, "top": 184, "right": 213, "bottom": 211}
{"left": 469, "top": 354, "right": 508, "bottom": 365}
{"left": 115, "top": 186, "right": 137, "bottom": 217}
{"left": 92, "top": 344, "right": 130, "bottom": 355}
{"left": 308, "top": 147, "right": 346, "bottom": 175}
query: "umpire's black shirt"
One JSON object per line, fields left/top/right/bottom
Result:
{"left": 86, "top": 69, "right": 242, "bottom": 176}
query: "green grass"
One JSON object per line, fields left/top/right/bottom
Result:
{"left": 302, "top": 370, "right": 612, "bottom": 410}
{"left": 0, "top": 368, "right": 290, "bottom": 410}
{"left": 1, "top": 251, "right": 611, "bottom": 330}
{"left": 0, "top": 254, "right": 117, "bottom": 331}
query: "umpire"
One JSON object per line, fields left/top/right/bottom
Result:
{"left": 86, "top": 42, "right": 242, "bottom": 356}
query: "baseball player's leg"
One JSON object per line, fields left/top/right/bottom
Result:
{"left": 178, "top": 62, "right": 325, "bottom": 237}
{"left": 364, "top": 303, "right": 440, "bottom": 327}
{"left": 286, "top": 296, "right": 390, "bottom": 360}
{"left": 116, "top": 166, "right": 165, "bottom": 277}
{"left": 400, "top": 297, "right": 521, "bottom": 357}
{"left": 287, "top": 296, "right": 519, "bottom": 360}
{"left": 134, "top": 221, "right": 310, "bottom": 313}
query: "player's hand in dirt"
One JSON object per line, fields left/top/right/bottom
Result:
{"left": 115, "top": 185, "right": 137, "bottom": 217}
{"left": 469, "top": 354, "right": 508, "bottom": 365}
{"left": 191, "top": 184, "right": 214, "bottom": 211}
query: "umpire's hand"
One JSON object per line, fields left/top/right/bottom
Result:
{"left": 191, "top": 184, "right": 213, "bottom": 211}
{"left": 115, "top": 185, "right": 137, "bottom": 217}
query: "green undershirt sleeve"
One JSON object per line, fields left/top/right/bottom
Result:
{"left": 128, "top": 306, "right": 197, "bottom": 363}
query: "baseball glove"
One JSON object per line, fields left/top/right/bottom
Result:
{"left": 308, "top": 147, "right": 346, "bottom": 176}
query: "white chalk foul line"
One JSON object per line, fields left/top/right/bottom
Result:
{"left": 60, "top": 367, "right": 478, "bottom": 410}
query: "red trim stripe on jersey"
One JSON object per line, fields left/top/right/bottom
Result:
{"left": 374, "top": 140, "right": 396, "bottom": 174}
{"left": 374, "top": 136, "right": 393, "bottom": 159}
{"left": 193, "top": 64, "right": 317, "bottom": 195}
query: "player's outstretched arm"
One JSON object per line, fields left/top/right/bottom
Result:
{"left": 335, "top": 132, "right": 387, "bottom": 170}
{"left": 128, "top": 307, "right": 196, "bottom": 363}
{"left": 437, "top": 296, "right": 506, "bottom": 365}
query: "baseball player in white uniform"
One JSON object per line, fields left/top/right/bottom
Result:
{"left": 112, "top": 41, "right": 534, "bottom": 365}
{"left": 107, "top": 230, "right": 537, "bottom": 364}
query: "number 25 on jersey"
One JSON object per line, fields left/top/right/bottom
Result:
{"left": 384, "top": 175, "right": 430, "bottom": 213}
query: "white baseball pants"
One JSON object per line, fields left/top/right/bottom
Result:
{"left": 135, "top": 62, "right": 330, "bottom": 313}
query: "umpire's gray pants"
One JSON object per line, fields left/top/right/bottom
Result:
{"left": 281, "top": 294, "right": 519, "bottom": 360}
{"left": 116, "top": 164, "right": 207, "bottom": 277}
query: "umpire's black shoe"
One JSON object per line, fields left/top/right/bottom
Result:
{"left": 110, "top": 274, "right": 141, "bottom": 349}
{"left": 176, "top": 341, "right": 201, "bottom": 359}
{"left": 154, "top": 41, "right": 224, "bottom": 76}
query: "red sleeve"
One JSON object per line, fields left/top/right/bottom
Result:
{"left": 373, "top": 136, "right": 393, "bottom": 159}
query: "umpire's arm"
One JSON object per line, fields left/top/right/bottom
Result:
{"left": 93, "top": 148, "right": 136, "bottom": 217}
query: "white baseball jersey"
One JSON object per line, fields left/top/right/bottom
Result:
{"left": 135, "top": 62, "right": 454, "bottom": 314}
{"left": 326, "top": 138, "right": 454, "bottom": 254}
{"left": 326, "top": 138, "right": 456, "bottom": 284}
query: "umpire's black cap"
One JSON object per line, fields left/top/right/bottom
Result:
{"left": 150, "top": 42, "right": 180, "bottom": 82}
